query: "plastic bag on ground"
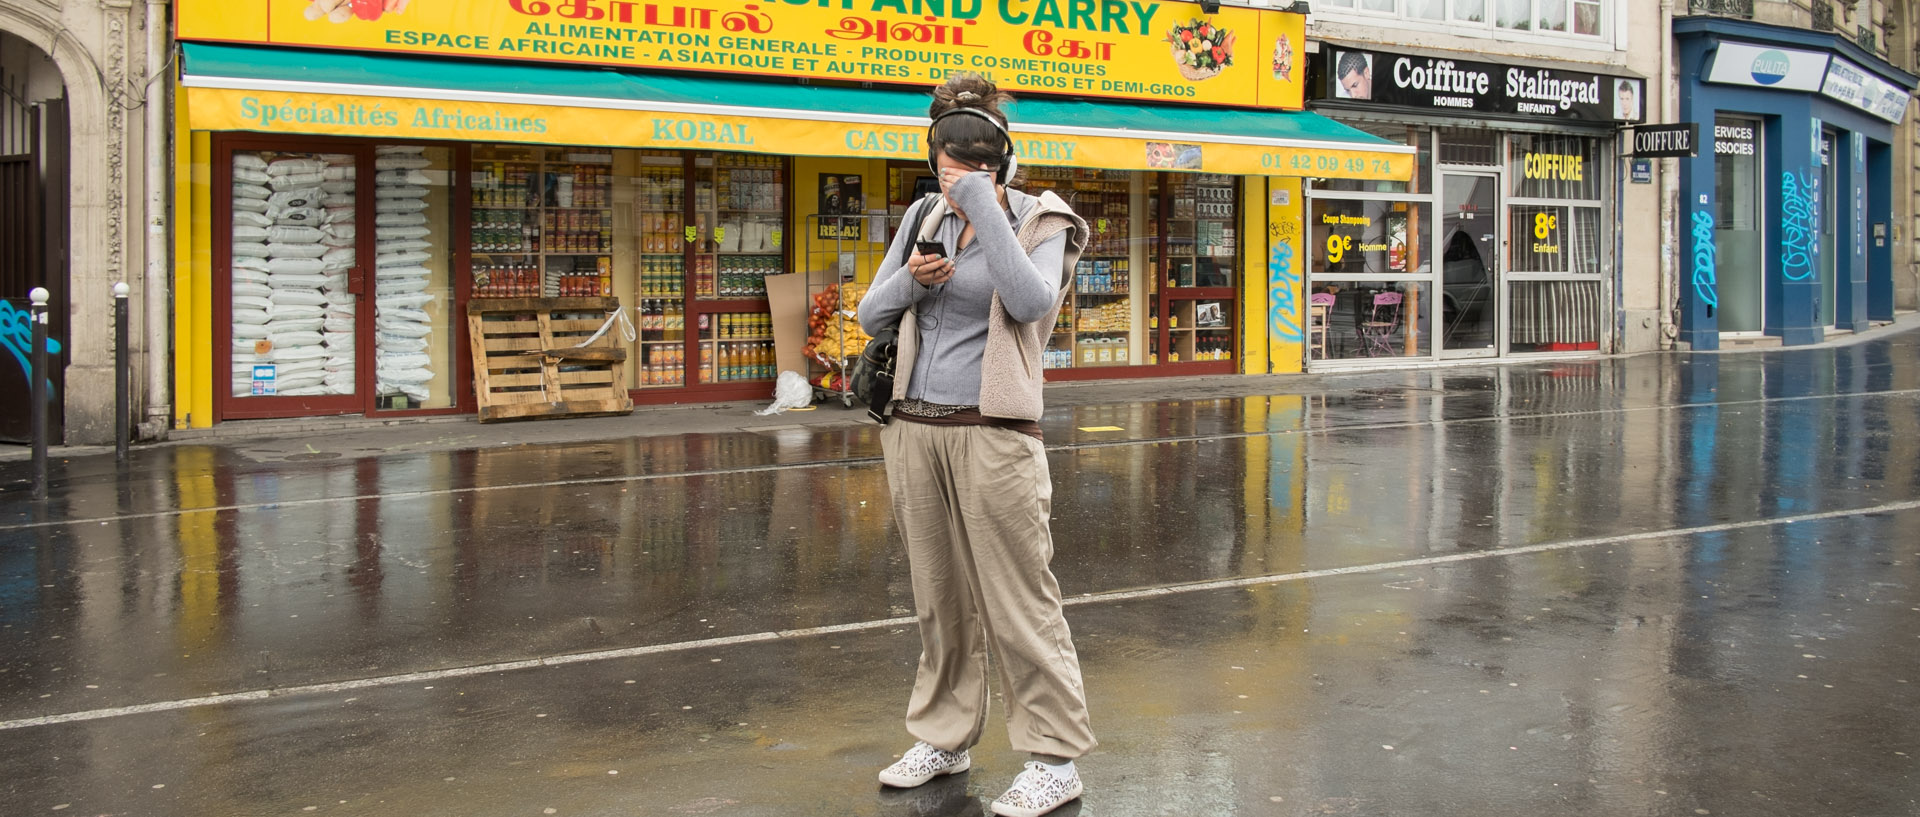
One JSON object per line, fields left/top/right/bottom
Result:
{"left": 754, "top": 370, "right": 814, "bottom": 416}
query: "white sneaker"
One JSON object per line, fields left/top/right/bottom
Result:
{"left": 878, "top": 741, "right": 972, "bottom": 788}
{"left": 990, "top": 761, "right": 1083, "bottom": 817}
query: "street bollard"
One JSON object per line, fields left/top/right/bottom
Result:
{"left": 115, "top": 283, "right": 130, "bottom": 463}
{"left": 30, "top": 287, "right": 49, "bottom": 500}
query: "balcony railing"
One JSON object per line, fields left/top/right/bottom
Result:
{"left": 1687, "top": 0, "right": 1754, "bottom": 16}
{"left": 1812, "top": 1, "right": 1835, "bottom": 30}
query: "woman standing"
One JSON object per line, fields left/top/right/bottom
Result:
{"left": 859, "top": 74, "right": 1094, "bottom": 817}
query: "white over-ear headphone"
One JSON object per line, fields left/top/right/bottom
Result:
{"left": 927, "top": 107, "right": 1018, "bottom": 185}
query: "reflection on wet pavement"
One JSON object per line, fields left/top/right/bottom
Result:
{"left": 0, "top": 332, "right": 1916, "bottom": 815}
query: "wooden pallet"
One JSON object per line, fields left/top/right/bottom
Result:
{"left": 467, "top": 296, "right": 632, "bottom": 422}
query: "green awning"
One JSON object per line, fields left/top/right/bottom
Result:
{"left": 182, "top": 43, "right": 1414, "bottom": 180}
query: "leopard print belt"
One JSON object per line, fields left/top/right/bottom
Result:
{"left": 892, "top": 398, "right": 974, "bottom": 418}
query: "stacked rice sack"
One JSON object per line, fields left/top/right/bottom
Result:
{"left": 231, "top": 152, "right": 353, "bottom": 397}
{"left": 372, "top": 146, "right": 437, "bottom": 405}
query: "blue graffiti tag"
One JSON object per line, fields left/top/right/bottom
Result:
{"left": 0, "top": 300, "right": 63, "bottom": 400}
{"left": 1692, "top": 209, "right": 1719, "bottom": 308}
{"left": 1269, "top": 236, "right": 1302, "bottom": 343}
{"left": 1780, "top": 170, "right": 1818, "bottom": 281}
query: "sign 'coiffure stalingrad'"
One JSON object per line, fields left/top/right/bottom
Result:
{"left": 1322, "top": 48, "right": 1644, "bottom": 123}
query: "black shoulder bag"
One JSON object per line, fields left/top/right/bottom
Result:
{"left": 850, "top": 196, "right": 935, "bottom": 424}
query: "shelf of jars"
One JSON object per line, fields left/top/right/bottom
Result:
{"left": 468, "top": 146, "right": 615, "bottom": 299}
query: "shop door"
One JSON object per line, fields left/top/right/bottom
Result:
{"left": 219, "top": 140, "right": 464, "bottom": 420}
{"left": 1439, "top": 172, "right": 1500, "bottom": 358}
{"left": 1818, "top": 128, "right": 1839, "bottom": 327}
{"left": 1714, "top": 116, "right": 1765, "bottom": 333}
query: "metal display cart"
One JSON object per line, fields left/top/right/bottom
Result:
{"left": 801, "top": 213, "right": 879, "bottom": 407}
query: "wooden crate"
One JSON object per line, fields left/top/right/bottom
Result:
{"left": 467, "top": 296, "right": 633, "bottom": 422}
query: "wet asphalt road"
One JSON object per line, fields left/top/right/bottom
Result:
{"left": 1, "top": 331, "right": 1918, "bottom": 816}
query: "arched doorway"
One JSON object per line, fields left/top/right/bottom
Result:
{"left": 0, "top": 32, "right": 67, "bottom": 443}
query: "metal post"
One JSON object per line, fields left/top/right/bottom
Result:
{"left": 114, "top": 283, "right": 131, "bottom": 463}
{"left": 29, "top": 287, "right": 49, "bottom": 500}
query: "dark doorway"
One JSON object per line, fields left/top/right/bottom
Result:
{"left": 0, "top": 44, "right": 69, "bottom": 444}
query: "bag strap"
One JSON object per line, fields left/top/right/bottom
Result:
{"left": 894, "top": 194, "right": 937, "bottom": 270}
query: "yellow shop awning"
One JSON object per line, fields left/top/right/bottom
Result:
{"left": 180, "top": 44, "right": 1414, "bottom": 182}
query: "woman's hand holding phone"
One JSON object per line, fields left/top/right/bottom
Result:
{"left": 909, "top": 241, "right": 953, "bottom": 288}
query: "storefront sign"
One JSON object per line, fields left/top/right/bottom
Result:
{"left": 1820, "top": 57, "right": 1910, "bottom": 124}
{"left": 176, "top": 0, "right": 1309, "bottom": 110}
{"left": 1713, "top": 122, "right": 1756, "bottom": 155}
{"left": 185, "top": 86, "right": 1415, "bottom": 181}
{"left": 1630, "top": 123, "right": 1698, "bottom": 158}
{"left": 1704, "top": 42, "right": 1828, "bottom": 92}
{"left": 1319, "top": 48, "right": 1642, "bottom": 123}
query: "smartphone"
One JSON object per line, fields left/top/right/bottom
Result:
{"left": 915, "top": 240, "right": 947, "bottom": 260}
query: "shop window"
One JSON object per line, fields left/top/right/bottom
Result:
{"left": 1318, "top": 0, "right": 1603, "bottom": 36}
{"left": 1509, "top": 280, "right": 1602, "bottom": 352}
{"left": 1536, "top": 0, "right": 1569, "bottom": 31}
{"left": 634, "top": 149, "right": 688, "bottom": 387}
{"left": 1025, "top": 168, "right": 1137, "bottom": 370}
{"left": 230, "top": 149, "right": 356, "bottom": 402}
{"left": 1509, "top": 134, "right": 1602, "bottom": 200}
{"left": 1453, "top": 0, "right": 1488, "bottom": 23}
{"left": 1316, "top": 125, "right": 1430, "bottom": 194}
{"left": 1508, "top": 205, "right": 1602, "bottom": 273}
{"left": 1160, "top": 173, "right": 1239, "bottom": 288}
{"left": 1310, "top": 199, "right": 1431, "bottom": 277}
{"left": 1309, "top": 281, "right": 1432, "bottom": 359}
{"left": 374, "top": 144, "right": 456, "bottom": 410}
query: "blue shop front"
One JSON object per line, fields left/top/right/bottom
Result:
{"left": 1676, "top": 18, "right": 1916, "bottom": 349}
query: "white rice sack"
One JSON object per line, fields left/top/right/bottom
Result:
{"left": 376, "top": 318, "right": 432, "bottom": 338}
{"left": 375, "top": 266, "right": 431, "bottom": 280}
{"left": 324, "top": 222, "right": 357, "bottom": 240}
{"left": 321, "top": 180, "right": 355, "bottom": 195}
{"left": 234, "top": 196, "right": 269, "bottom": 214}
{"left": 278, "top": 373, "right": 327, "bottom": 391}
{"left": 269, "top": 330, "right": 325, "bottom": 347}
{"left": 321, "top": 246, "right": 355, "bottom": 265}
{"left": 271, "top": 272, "right": 333, "bottom": 289}
{"left": 377, "top": 251, "right": 431, "bottom": 268}
{"left": 275, "top": 358, "right": 327, "bottom": 376}
{"left": 233, "top": 322, "right": 270, "bottom": 339}
{"left": 378, "top": 334, "right": 428, "bottom": 352}
{"left": 322, "top": 235, "right": 354, "bottom": 250}
{"left": 268, "top": 158, "right": 327, "bottom": 176}
{"left": 267, "top": 226, "right": 326, "bottom": 244}
{"left": 374, "top": 156, "right": 432, "bottom": 170}
{"left": 375, "top": 169, "right": 432, "bottom": 185}
{"left": 323, "top": 330, "right": 355, "bottom": 346}
{"left": 326, "top": 291, "right": 357, "bottom": 306}
{"left": 233, "top": 210, "right": 273, "bottom": 228}
{"left": 269, "top": 172, "right": 326, "bottom": 190}
{"left": 265, "top": 258, "right": 327, "bottom": 276}
{"left": 376, "top": 145, "right": 427, "bottom": 155}
{"left": 268, "top": 242, "right": 329, "bottom": 259}
{"left": 234, "top": 225, "right": 270, "bottom": 241}
{"left": 267, "top": 188, "right": 323, "bottom": 210}
{"left": 268, "top": 317, "right": 326, "bottom": 333}
{"left": 375, "top": 212, "right": 428, "bottom": 227}
{"left": 234, "top": 182, "right": 271, "bottom": 199}
{"left": 377, "top": 367, "right": 435, "bottom": 384}
{"left": 272, "top": 346, "right": 329, "bottom": 363}
{"left": 378, "top": 353, "right": 432, "bottom": 369}
{"left": 325, "top": 358, "right": 354, "bottom": 373}
{"left": 376, "top": 292, "right": 435, "bottom": 309}
{"left": 233, "top": 263, "right": 271, "bottom": 280}
{"left": 232, "top": 339, "right": 263, "bottom": 353}
{"left": 234, "top": 154, "right": 269, "bottom": 171}
{"left": 233, "top": 307, "right": 271, "bottom": 325}
{"left": 322, "top": 193, "right": 355, "bottom": 207}
{"left": 375, "top": 225, "right": 430, "bottom": 240}
{"left": 374, "top": 197, "right": 429, "bottom": 213}
{"left": 377, "top": 276, "right": 430, "bottom": 294}
{"left": 233, "top": 281, "right": 273, "bottom": 298}
{"left": 269, "top": 304, "right": 327, "bottom": 320}
{"left": 321, "top": 275, "right": 350, "bottom": 292}
{"left": 233, "top": 242, "right": 271, "bottom": 258}
{"left": 323, "top": 206, "right": 357, "bottom": 224}
{"left": 375, "top": 185, "right": 431, "bottom": 199}
{"left": 380, "top": 307, "right": 432, "bottom": 325}
{"left": 324, "top": 373, "right": 355, "bottom": 389}
{"left": 234, "top": 168, "right": 271, "bottom": 185}
{"left": 271, "top": 289, "right": 329, "bottom": 307}
{"left": 375, "top": 238, "right": 431, "bottom": 253}
{"left": 321, "top": 258, "right": 353, "bottom": 275}
{"left": 324, "top": 318, "right": 355, "bottom": 334}
{"left": 273, "top": 207, "right": 324, "bottom": 225}
{"left": 397, "top": 383, "right": 431, "bottom": 402}
{"left": 322, "top": 166, "right": 357, "bottom": 182}
{"left": 233, "top": 295, "right": 272, "bottom": 311}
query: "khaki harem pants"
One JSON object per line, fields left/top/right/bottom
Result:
{"left": 881, "top": 419, "right": 1097, "bottom": 759}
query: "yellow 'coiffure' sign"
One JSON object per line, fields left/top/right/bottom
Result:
{"left": 177, "top": 0, "right": 1308, "bottom": 110}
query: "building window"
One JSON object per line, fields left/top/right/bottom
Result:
{"left": 1322, "top": 0, "right": 1607, "bottom": 37}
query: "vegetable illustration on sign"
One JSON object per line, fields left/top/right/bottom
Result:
{"left": 1167, "top": 18, "right": 1234, "bottom": 80}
